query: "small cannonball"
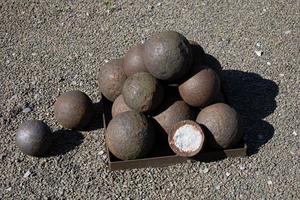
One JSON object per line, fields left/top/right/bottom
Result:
{"left": 16, "top": 120, "right": 52, "bottom": 156}
{"left": 54, "top": 90, "right": 93, "bottom": 129}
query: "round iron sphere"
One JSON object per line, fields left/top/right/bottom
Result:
{"left": 16, "top": 120, "right": 52, "bottom": 156}
{"left": 54, "top": 90, "right": 93, "bottom": 129}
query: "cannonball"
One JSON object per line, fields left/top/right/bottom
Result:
{"left": 143, "top": 31, "right": 192, "bottom": 80}
{"left": 123, "top": 44, "right": 147, "bottom": 76}
{"left": 16, "top": 120, "right": 52, "bottom": 156}
{"left": 105, "top": 111, "right": 156, "bottom": 160}
{"left": 196, "top": 103, "right": 242, "bottom": 149}
{"left": 54, "top": 90, "right": 93, "bottom": 129}
{"left": 98, "top": 58, "right": 127, "bottom": 101}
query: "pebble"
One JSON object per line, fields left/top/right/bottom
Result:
{"left": 239, "top": 165, "right": 246, "bottom": 170}
{"left": 104, "top": 59, "right": 109, "bottom": 63}
{"left": 292, "top": 131, "right": 297, "bottom": 136}
{"left": 267, "top": 62, "right": 271, "bottom": 66}
{"left": 226, "top": 172, "right": 231, "bottom": 177}
{"left": 202, "top": 168, "right": 209, "bottom": 173}
{"left": 215, "top": 185, "right": 221, "bottom": 190}
{"left": 32, "top": 53, "right": 37, "bottom": 56}
{"left": 22, "top": 107, "right": 32, "bottom": 113}
{"left": 284, "top": 30, "right": 291, "bottom": 34}
{"left": 23, "top": 170, "right": 31, "bottom": 178}
{"left": 279, "top": 73, "right": 284, "bottom": 77}
{"left": 256, "top": 42, "right": 261, "bottom": 47}
{"left": 98, "top": 150, "right": 104, "bottom": 155}
{"left": 263, "top": 8, "right": 267, "bottom": 12}
{"left": 255, "top": 50, "right": 263, "bottom": 57}
{"left": 267, "top": 180, "right": 273, "bottom": 185}
{"left": 5, "top": 187, "right": 12, "bottom": 191}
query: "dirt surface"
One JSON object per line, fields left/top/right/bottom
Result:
{"left": 1, "top": 0, "right": 299, "bottom": 199}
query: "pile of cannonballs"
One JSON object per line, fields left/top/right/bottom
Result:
{"left": 100, "top": 31, "right": 242, "bottom": 160}
{"left": 16, "top": 31, "right": 242, "bottom": 160}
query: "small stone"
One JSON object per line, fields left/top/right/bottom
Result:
{"left": 23, "top": 170, "right": 31, "bottom": 178}
{"left": 157, "top": 2, "right": 162, "bottom": 6}
{"left": 86, "top": 12, "right": 89, "bottom": 16}
{"left": 284, "top": 30, "right": 291, "bottom": 34}
{"left": 99, "top": 150, "right": 104, "bottom": 155}
{"left": 239, "top": 165, "right": 246, "bottom": 170}
{"left": 292, "top": 131, "right": 297, "bottom": 136}
{"left": 5, "top": 187, "right": 12, "bottom": 192}
{"left": 263, "top": 8, "right": 267, "bottom": 12}
{"left": 22, "top": 107, "right": 32, "bottom": 113}
{"left": 215, "top": 185, "right": 221, "bottom": 190}
{"left": 88, "top": 53, "right": 93, "bottom": 57}
{"left": 32, "top": 53, "right": 37, "bottom": 56}
{"left": 104, "top": 59, "right": 109, "bottom": 63}
{"left": 267, "top": 180, "right": 272, "bottom": 185}
{"left": 202, "top": 168, "right": 209, "bottom": 173}
{"left": 256, "top": 42, "right": 261, "bottom": 47}
{"left": 255, "top": 50, "right": 263, "bottom": 56}
{"left": 10, "top": 94, "right": 18, "bottom": 101}
{"left": 279, "top": 73, "right": 284, "bottom": 77}
{"left": 71, "top": 81, "right": 77, "bottom": 85}
{"left": 225, "top": 172, "right": 231, "bottom": 177}
{"left": 12, "top": 53, "right": 16, "bottom": 56}
{"left": 6, "top": 60, "right": 10, "bottom": 64}
{"left": 267, "top": 62, "right": 271, "bottom": 66}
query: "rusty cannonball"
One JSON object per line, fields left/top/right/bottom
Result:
{"left": 98, "top": 58, "right": 127, "bottom": 101}
{"left": 16, "top": 120, "right": 52, "bottom": 156}
{"left": 111, "top": 95, "right": 132, "bottom": 117}
{"left": 123, "top": 44, "right": 147, "bottom": 76}
{"left": 153, "top": 97, "right": 194, "bottom": 134}
{"left": 105, "top": 111, "right": 156, "bottom": 160}
{"left": 143, "top": 31, "right": 192, "bottom": 80}
{"left": 54, "top": 90, "right": 93, "bottom": 129}
{"left": 168, "top": 120, "right": 205, "bottom": 157}
{"left": 122, "top": 72, "right": 164, "bottom": 112}
{"left": 196, "top": 103, "right": 242, "bottom": 149}
{"left": 179, "top": 66, "right": 220, "bottom": 108}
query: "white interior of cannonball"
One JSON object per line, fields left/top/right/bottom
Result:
{"left": 173, "top": 124, "right": 202, "bottom": 152}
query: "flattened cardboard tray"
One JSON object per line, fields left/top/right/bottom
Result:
{"left": 102, "top": 93, "right": 247, "bottom": 171}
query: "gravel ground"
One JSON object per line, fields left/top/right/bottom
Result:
{"left": 1, "top": 0, "right": 299, "bottom": 199}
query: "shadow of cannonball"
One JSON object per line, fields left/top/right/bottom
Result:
{"left": 221, "top": 70, "right": 279, "bottom": 155}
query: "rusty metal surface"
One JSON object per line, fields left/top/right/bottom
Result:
{"left": 102, "top": 91, "right": 247, "bottom": 171}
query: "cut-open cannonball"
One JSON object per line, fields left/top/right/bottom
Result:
{"left": 16, "top": 120, "right": 52, "bottom": 156}
{"left": 105, "top": 111, "right": 155, "bottom": 160}
{"left": 54, "top": 90, "right": 93, "bottom": 129}
{"left": 123, "top": 44, "right": 147, "bottom": 76}
{"left": 122, "top": 72, "right": 164, "bottom": 112}
{"left": 111, "top": 95, "right": 132, "bottom": 117}
{"left": 98, "top": 58, "right": 127, "bottom": 101}
{"left": 143, "top": 31, "right": 192, "bottom": 80}
{"left": 168, "top": 120, "right": 205, "bottom": 157}
{"left": 196, "top": 103, "right": 242, "bottom": 149}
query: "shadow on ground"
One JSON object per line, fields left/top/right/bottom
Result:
{"left": 46, "top": 130, "right": 84, "bottom": 157}
{"left": 222, "top": 69, "right": 279, "bottom": 155}
{"left": 80, "top": 101, "right": 104, "bottom": 131}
